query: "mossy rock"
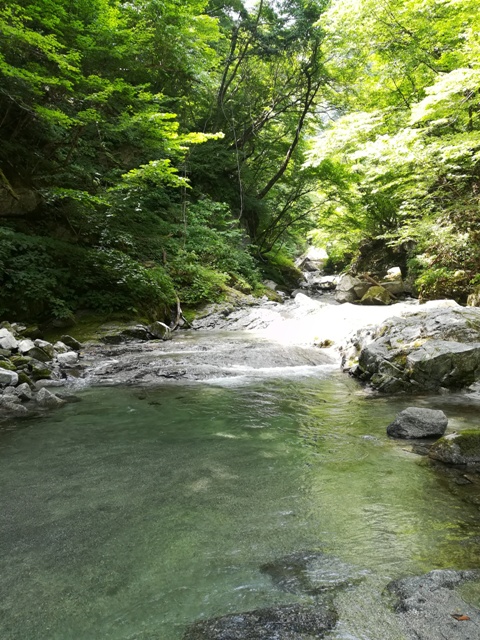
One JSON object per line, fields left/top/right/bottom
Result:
{"left": 18, "top": 371, "right": 35, "bottom": 388}
{"left": 10, "top": 355, "right": 32, "bottom": 368}
{"left": 429, "top": 430, "right": 480, "bottom": 465}
{"left": 360, "top": 286, "right": 392, "bottom": 306}
{"left": 29, "top": 365, "right": 53, "bottom": 381}
{"left": 0, "top": 360, "right": 16, "bottom": 371}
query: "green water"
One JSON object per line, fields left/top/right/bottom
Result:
{"left": 1, "top": 373, "right": 480, "bottom": 639}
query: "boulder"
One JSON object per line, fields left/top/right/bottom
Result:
{"left": 335, "top": 274, "right": 362, "bottom": 303}
{"left": 429, "top": 431, "right": 480, "bottom": 465}
{"left": 17, "top": 339, "right": 35, "bottom": 355}
{"left": 29, "top": 364, "right": 53, "bottom": 382}
{"left": 347, "top": 306, "right": 480, "bottom": 392}
{"left": 0, "top": 328, "right": 18, "bottom": 351}
{"left": 359, "top": 285, "right": 391, "bottom": 305}
{"left": 353, "top": 282, "right": 371, "bottom": 299}
{"left": 24, "top": 346, "right": 52, "bottom": 363}
{"left": 384, "top": 266, "right": 402, "bottom": 281}
{"left": 53, "top": 341, "right": 70, "bottom": 354}
{"left": 148, "top": 321, "right": 172, "bottom": 340}
{"left": 36, "top": 388, "right": 66, "bottom": 409}
{"left": 56, "top": 351, "right": 79, "bottom": 366}
{"left": 60, "top": 335, "right": 83, "bottom": 351}
{"left": 34, "top": 339, "right": 55, "bottom": 358}
{"left": 0, "top": 401, "right": 28, "bottom": 416}
{"left": 381, "top": 280, "right": 405, "bottom": 296}
{"left": 183, "top": 603, "right": 338, "bottom": 640}
{"left": 387, "top": 407, "right": 448, "bottom": 439}
{"left": 14, "top": 382, "right": 34, "bottom": 401}
{"left": 0, "top": 369, "right": 18, "bottom": 387}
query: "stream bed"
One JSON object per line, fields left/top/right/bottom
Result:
{"left": 2, "top": 361, "right": 480, "bottom": 639}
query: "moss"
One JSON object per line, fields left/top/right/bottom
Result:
{"left": 0, "top": 360, "right": 15, "bottom": 371}
{"left": 17, "top": 372, "right": 34, "bottom": 388}
{"left": 454, "top": 430, "right": 480, "bottom": 455}
{"left": 393, "top": 353, "right": 408, "bottom": 368}
{"left": 10, "top": 355, "right": 32, "bottom": 367}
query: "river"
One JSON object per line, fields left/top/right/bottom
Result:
{"left": 1, "top": 297, "right": 480, "bottom": 639}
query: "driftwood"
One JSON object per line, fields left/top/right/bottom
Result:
{"left": 361, "top": 272, "right": 397, "bottom": 300}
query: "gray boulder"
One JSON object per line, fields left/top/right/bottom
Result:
{"left": 56, "top": 351, "right": 79, "bottom": 366}
{"left": 148, "top": 321, "right": 172, "bottom": 340}
{"left": 387, "top": 407, "right": 448, "bottom": 439}
{"left": 60, "top": 335, "right": 83, "bottom": 351}
{"left": 347, "top": 306, "right": 480, "bottom": 392}
{"left": 34, "top": 339, "right": 55, "bottom": 358}
{"left": 429, "top": 431, "right": 480, "bottom": 465}
{"left": 0, "top": 369, "right": 18, "bottom": 387}
{"left": 53, "top": 341, "right": 69, "bottom": 354}
{"left": 0, "top": 328, "right": 18, "bottom": 351}
{"left": 0, "top": 401, "right": 28, "bottom": 416}
{"left": 15, "top": 382, "right": 34, "bottom": 401}
{"left": 183, "top": 603, "right": 338, "bottom": 640}
{"left": 335, "top": 275, "right": 361, "bottom": 303}
{"left": 36, "top": 387, "right": 66, "bottom": 409}
{"left": 359, "top": 285, "right": 391, "bottom": 306}
{"left": 386, "top": 570, "right": 480, "bottom": 640}
{"left": 17, "top": 339, "right": 35, "bottom": 354}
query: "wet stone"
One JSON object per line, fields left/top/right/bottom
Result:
{"left": 183, "top": 603, "right": 338, "bottom": 640}
{"left": 260, "top": 551, "right": 367, "bottom": 595}
{"left": 386, "top": 569, "right": 480, "bottom": 640}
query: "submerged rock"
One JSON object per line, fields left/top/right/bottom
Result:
{"left": 429, "top": 431, "right": 480, "bottom": 465}
{"left": 183, "top": 603, "right": 337, "bottom": 640}
{"left": 36, "top": 388, "right": 66, "bottom": 409}
{"left": 260, "top": 551, "right": 366, "bottom": 595}
{"left": 386, "top": 569, "right": 480, "bottom": 640}
{"left": 387, "top": 407, "right": 448, "bottom": 439}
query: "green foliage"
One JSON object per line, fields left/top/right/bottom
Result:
{"left": 307, "top": 0, "right": 480, "bottom": 297}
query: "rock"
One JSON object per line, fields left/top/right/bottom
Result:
{"left": 148, "top": 321, "right": 172, "bottom": 340}
{"left": 260, "top": 551, "right": 366, "bottom": 595}
{"left": 60, "top": 335, "right": 83, "bottom": 351}
{"left": 17, "top": 339, "right": 35, "bottom": 354}
{"left": 359, "top": 285, "right": 391, "bottom": 305}
{"left": 33, "top": 339, "right": 55, "bottom": 358}
{"left": 0, "top": 401, "right": 29, "bottom": 416}
{"left": 24, "top": 346, "right": 52, "bottom": 363}
{"left": 381, "top": 280, "right": 405, "bottom": 296}
{"left": 0, "top": 391, "right": 20, "bottom": 404}
{"left": 0, "top": 360, "right": 16, "bottom": 371}
{"left": 36, "top": 387, "right": 66, "bottom": 409}
{"left": 182, "top": 603, "right": 338, "bottom": 640}
{"left": 53, "top": 341, "right": 70, "bottom": 354}
{"left": 335, "top": 275, "right": 362, "bottom": 303}
{"left": 35, "top": 379, "right": 65, "bottom": 389}
{"left": 14, "top": 382, "right": 34, "bottom": 401}
{"left": 17, "top": 372, "right": 34, "bottom": 388}
{"left": 10, "top": 355, "right": 32, "bottom": 367}
{"left": 353, "top": 282, "right": 371, "bottom": 299}
{"left": 386, "top": 569, "right": 480, "bottom": 640}
{"left": 0, "top": 369, "right": 18, "bottom": 387}
{"left": 384, "top": 266, "right": 402, "bottom": 281}
{"left": 29, "top": 364, "right": 53, "bottom": 381}
{"left": 0, "top": 328, "right": 18, "bottom": 351}
{"left": 429, "top": 431, "right": 480, "bottom": 465}
{"left": 263, "top": 279, "right": 279, "bottom": 291}
{"left": 348, "top": 306, "right": 480, "bottom": 392}
{"left": 387, "top": 407, "right": 448, "bottom": 439}
{"left": 102, "top": 325, "right": 151, "bottom": 344}
{"left": 56, "top": 351, "right": 79, "bottom": 366}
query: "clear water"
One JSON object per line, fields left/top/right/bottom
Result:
{"left": 1, "top": 373, "right": 480, "bottom": 639}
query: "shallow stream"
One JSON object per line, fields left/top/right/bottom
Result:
{"left": 2, "top": 357, "right": 480, "bottom": 639}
